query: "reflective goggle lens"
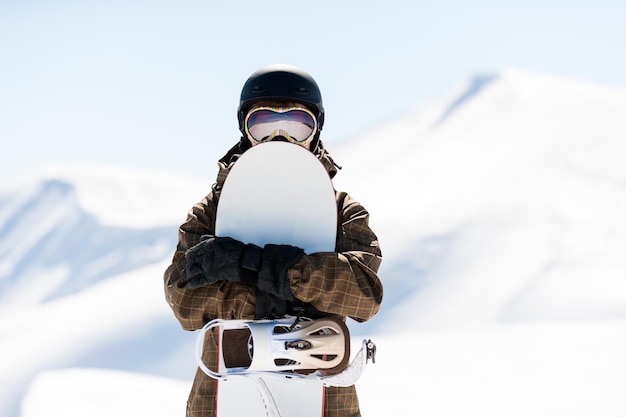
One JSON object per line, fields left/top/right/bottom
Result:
{"left": 245, "top": 107, "right": 317, "bottom": 145}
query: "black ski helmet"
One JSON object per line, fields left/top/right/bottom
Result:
{"left": 237, "top": 64, "right": 325, "bottom": 152}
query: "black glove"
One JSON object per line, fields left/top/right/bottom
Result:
{"left": 254, "top": 289, "right": 290, "bottom": 319}
{"left": 183, "top": 235, "right": 263, "bottom": 289}
{"left": 257, "top": 244, "right": 305, "bottom": 301}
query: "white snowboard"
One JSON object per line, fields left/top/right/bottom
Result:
{"left": 213, "top": 141, "right": 337, "bottom": 417}
{"left": 216, "top": 141, "right": 336, "bottom": 253}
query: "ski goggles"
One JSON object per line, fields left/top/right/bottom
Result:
{"left": 244, "top": 106, "right": 318, "bottom": 146}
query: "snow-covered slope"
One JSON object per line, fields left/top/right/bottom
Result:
{"left": 0, "top": 257, "right": 199, "bottom": 416}
{"left": 0, "top": 165, "right": 209, "bottom": 308}
{"left": 333, "top": 68, "right": 626, "bottom": 331}
{"left": 2, "top": 68, "right": 626, "bottom": 417}
{"left": 20, "top": 319, "right": 626, "bottom": 417}
{"left": 21, "top": 368, "right": 190, "bottom": 417}
{"left": 0, "top": 166, "right": 207, "bottom": 416}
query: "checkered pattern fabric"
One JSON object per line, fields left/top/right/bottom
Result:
{"left": 164, "top": 144, "right": 383, "bottom": 417}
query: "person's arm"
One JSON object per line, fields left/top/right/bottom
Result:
{"left": 288, "top": 192, "right": 383, "bottom": 322}
{"left": 163, "top": 192, "right": 256, "bottom": 331}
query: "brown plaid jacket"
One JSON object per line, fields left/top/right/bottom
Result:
{"left": 164, "top": 143, "right": 383, "bottom": 417}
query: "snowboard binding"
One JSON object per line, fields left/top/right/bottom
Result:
{"left": 196, "top": 317, "right": 351, "bottom": 380}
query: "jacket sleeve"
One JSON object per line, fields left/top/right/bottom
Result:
{"left": 163, "top": 191, "right": 256, "bottom": 331}
{"left": 288, "top": 191, "right": 383, "bottom": 322}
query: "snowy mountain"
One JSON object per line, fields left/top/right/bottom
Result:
{"left": 333, "top": 67, "right": 626, "bottom": 330}
{"left": 2, "top": 68, "right": 626, "bottom": 417}
{"left": 0, "top": 166, "right": 208, "bottom": 416}
{"left": 0, "top": 165, "right": 214, "bottom": 310}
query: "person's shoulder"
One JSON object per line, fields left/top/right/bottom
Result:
{"left": 336, "top": 190, "right": 369, "bottom": 213}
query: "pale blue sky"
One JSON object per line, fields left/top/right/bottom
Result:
{"left": 1, "top": 0, "right": 625, "bottom": 183}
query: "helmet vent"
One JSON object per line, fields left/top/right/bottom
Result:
{"left": 294, "top": 87, "right": 309, "bottom": 95}
{"left": 252, "top": 86, "right": 266, "bottom": 93}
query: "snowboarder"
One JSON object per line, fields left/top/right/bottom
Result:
{"left": 164, "top": 64, "right": 383, "bottom": 417}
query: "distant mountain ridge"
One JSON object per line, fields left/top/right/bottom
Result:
{"left": 332, "top": 67, "right": 626, "bottom": 330}
{"left": 0, "top": 174, "right": 184, "bottom": 309}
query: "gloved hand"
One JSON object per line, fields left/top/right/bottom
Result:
{"left": 257, "top": 244, "right": 305, "bottom": 301}
{"left": 183, "top": 235, "right": 263, "bottom": 289}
